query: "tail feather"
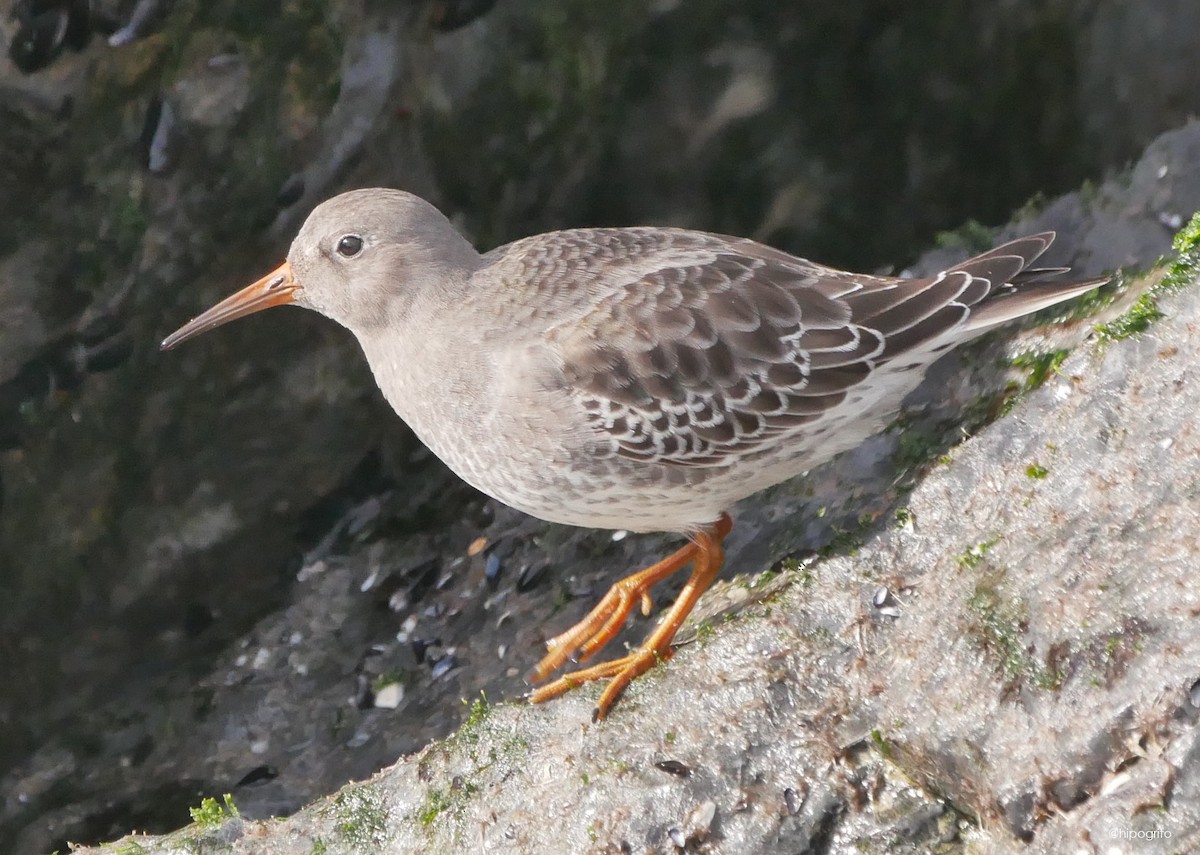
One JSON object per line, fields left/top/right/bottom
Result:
{"left": 948, "top": 231, "right": 1055, "bottom": 288}
{"left": 1012, "top": 265, "right": 1071, "bottom": 284}
{"left": 944, "top": 231, "right": 1107, "bottom": 333}
{"left": 965, "top": 275, "right": 1109, "bottom": 333}
{"left": 846, "top": 231, "right": 1107, "bottom": 362}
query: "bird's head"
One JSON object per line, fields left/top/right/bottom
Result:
{"left": 161, "top": 188, "right": 481, "bottom": 350}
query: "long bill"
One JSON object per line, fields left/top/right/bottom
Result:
{"left": 160, "top": 261, "right": 300, "bottom": 350}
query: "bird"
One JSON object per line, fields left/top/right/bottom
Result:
{"left": 161, "top": 188, "right": 1107, "bottom": 720}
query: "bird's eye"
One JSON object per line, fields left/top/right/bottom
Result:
{"left": 336, "top": 234, "right": 364, "bottom": 257}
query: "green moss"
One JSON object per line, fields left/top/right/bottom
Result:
{"left": 373, "top": 671, "right": 403, "bottom": 692}
{"left": 1010, "top": 349, "right": 1068, "bottom": 390}
{"left": 112, "top": 193, "right": 150, "bottom": 258}
{"left": 104, "top": 843, "right": 148, "bottom": 855}
{"left": 804, "top": 625, "right": 834, "bottom": 643}
{"left": 934, "top": 219, "right": 994, "bottom": 254}
{"left": 1076, "top": 177, "right": 1100, "bottom": 207}
{"left": 310, "top": 840, "right": 329, "bottom": 855}
{"left": 450, "top": 692, "right": 528, "bottom": 767}
{"left": 1025, "top": 462, "right": 1049, "bottom": 480}
{"left": 1040, "top": 657, "right": 1067, "bottom": 692}
{"left": 1095, "top": 292, "right": 1166, "bottom": 341}
{"left": 1087, "top": 619, "right": 1146, "bottom": 686}
{"left": 425, "top": 777, "right": 481, "bottom": 829}
{"left": 189, "top": 793, "right": 239, "bottom": 827}
{"left": 1096, "top": 210, "right": 1200, "bottom": 341}
{"left": 609, "top": 758, "right": 632, "bottom": 775}
{"left": 870, "top": 728, "right": 893, "bottom": 759}
{"left": 461, "top": 692, "right": 491, "bottom": 734}
{"left": 958, "top": 383, "right": 1010, "bottom": 423}
{"left": 1162, "top": 210, "right": 1200, "bottom": 290}
{"left": 410, "top": 695, "right": 530, "bottom": 837}
{"left": 1057, "top": 270, "right": 1120, "bottom": 322}
{"left": 1012, "top": 191, "right": 1048, "bottom": 222}
{"left": 780, "top": 556, "right": 816, "bottom": 588}
{"left": 892, "top": 423, "right": 947, "bottom": 472}
{"left": 967, "top": 571, "right": 1061, "bottom": 690}
{"left": 956, "top": 538, "right": 999, "bottom": 570}
{"left": 819, "top": 526, "right": 864, "bottom": 558}
{"left": 332, "top": 784, "right": 389, "bottom": 850}
{"left": 748, "top": 567, "right": 779, "bottom": 591}
{"left": 967, "top": 581, "right": 1026, "bottom": 683}
{"left": 417, "top": 788, "right": 452, "bottom": 828}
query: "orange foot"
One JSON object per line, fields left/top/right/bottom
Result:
{"left": 528, "top": 513, "right": 733, "bottom": 720}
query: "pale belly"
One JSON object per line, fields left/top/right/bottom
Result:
{"left": 364, "top": 330, "right": 940, "bottom": 535}
{"left": 405, "top": 366, "right": 912, "bottom": 535}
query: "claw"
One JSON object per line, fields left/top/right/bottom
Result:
{"left": 527, "top": 513, "right": 733, "bottom": 719}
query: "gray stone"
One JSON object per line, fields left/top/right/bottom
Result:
{"left": 54, "top": 81, "right": 1200, "bottom": 855}
{"left": 6, "top": 2, "right": 1200, "bottom": 852}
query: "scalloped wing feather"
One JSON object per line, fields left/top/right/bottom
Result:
{"left": 542, "top": 229, "right": 1094, "bottom": 468}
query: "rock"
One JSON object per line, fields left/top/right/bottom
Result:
{"left": 171, "top": 49, "right": 251, "bottom": 130}
{"left": 49, "top": 110, "right": 1200, "bottom": 855}
{"left": 6, "top": 2, "right": 1200, "bottom": 852}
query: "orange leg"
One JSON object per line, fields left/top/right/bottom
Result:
{"left": 528, "top": 513, "right": 732, "bottom": 720}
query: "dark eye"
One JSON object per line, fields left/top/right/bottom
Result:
{"left": 336, "top": 234, "right": 364, "bottom": 257}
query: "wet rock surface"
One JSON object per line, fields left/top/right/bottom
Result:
{"left": 2, "top": 1, "right": 1200, "bottom": 853}
{"left": 56, "top": 153, "right": 1200, "bottom": 853}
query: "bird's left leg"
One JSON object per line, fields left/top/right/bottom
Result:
{"left": 528, "top": 513, "right": 732, "bottom": 719}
